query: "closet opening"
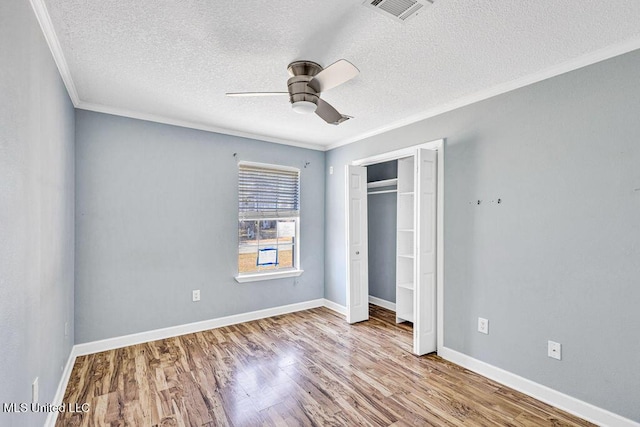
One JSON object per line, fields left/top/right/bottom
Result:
{"left": 366, "top": 160, "right": 410, "bottom": 328}
{"left": 345, "top": 140, "right": 444, "bottom": 356}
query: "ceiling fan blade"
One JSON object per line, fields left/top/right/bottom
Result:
{"left": 225, "top": 92, "right": 288, "bottom": 97}
{"left": 315, "top": 98, "right": 351, "bottom": 125}
{"left": 308, "top": 59, "right": 359, "bottom": 93}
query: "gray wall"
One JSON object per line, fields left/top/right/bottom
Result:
{"left": 367, "top": 161, "right": 397, "bottom": 303}
{"left": 0, "top": 0, "right": 75, "bottom": 425}
{"left": 325, "top": 50, "right": 640, "bottom": 421}
{"left": 367, "top": 193, "right": 397, "bottom": 303}
{"left": 74, "top": 111, "right": 325, "bottom": 343}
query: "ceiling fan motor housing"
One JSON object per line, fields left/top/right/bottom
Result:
{"left": 287, "top": 61, "right": 323, "bottom": 113}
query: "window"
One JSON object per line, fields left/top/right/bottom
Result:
{"left": 236, "top": 162, "right": 302, "bottom": 282}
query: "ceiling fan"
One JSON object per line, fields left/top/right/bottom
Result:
{"left": 226, "top": 59, "right": 359, "bottom": 125}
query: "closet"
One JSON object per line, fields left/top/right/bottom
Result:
{"left": 348, "top": 146, "right": 438, "bottom": 356}
{"left": 366, "top": 158, "right": 415, "bottom": 324}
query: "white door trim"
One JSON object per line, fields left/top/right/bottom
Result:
{"left": 349, "top": 139, "right": 445, "bottom": 354}
{"left": 352, "top": 140, "right": 443, "bottom": 166}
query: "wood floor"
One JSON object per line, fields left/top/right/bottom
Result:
{"left": 56, "top": 305, "right": 593, "bottom": 426}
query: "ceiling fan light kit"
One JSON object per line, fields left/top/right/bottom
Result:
{"left": 226, "top": 59, "right": 359, "bottom": 126}
{"left": 291, "top": 100, "right": 317, "bottom": 114}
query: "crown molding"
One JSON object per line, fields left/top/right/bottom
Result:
{"left": 75, "top": 101, "right": 326, "bottom": 151}
{"left": 325, "top": 37, "right": 640, "bottom": 151}
{"left": 29, "top": 0, "right": 640, "bottom": 153}
{"left": 28, "top": 0, "right": 326, "bottom": 152}
{"left": 29, "top": 0, "right": 81, "bottom": 106}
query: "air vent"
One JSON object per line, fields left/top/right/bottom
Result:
{"left": 362, "top": 0, "right": 433, "bottom": 22}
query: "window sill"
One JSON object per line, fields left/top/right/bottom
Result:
{"left": 235, "top": 269, "right": 304, "bottom": 283}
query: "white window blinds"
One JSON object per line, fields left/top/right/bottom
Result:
{"left": 238, "top": 163, "right": 300, "bottom": 219}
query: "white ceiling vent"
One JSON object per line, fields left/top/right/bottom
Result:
{"left": 362, "top": 0, "right": 433, "bottom": 22}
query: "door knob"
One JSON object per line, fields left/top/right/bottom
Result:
{"left": 356, "top": 251, "right": 360, "bottom": 255}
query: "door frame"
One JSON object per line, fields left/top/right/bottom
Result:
{"left": 347, "top": 139, "right": 445, "bottom": 353}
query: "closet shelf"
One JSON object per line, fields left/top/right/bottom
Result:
{"left": 367, "top": 178, "right": 398, "bottom": 189}
{"left": 396, "top": 156, "right": 415, "bottom": 332}
{"left": 397, "top": 282, "right": 414, "bottom": 290}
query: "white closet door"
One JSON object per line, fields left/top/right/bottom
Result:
{"left": 414, "top": 149, "right": 437, "bottom": 355}
{"left": 346, "top": 165, "right": 369, "bottom": 324}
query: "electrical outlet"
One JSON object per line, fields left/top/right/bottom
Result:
{"left": 329, "top": 166, "right": 334, "bottom": 175}
{"left": 192, "top": 290, "right": 200, "bottom": 302}
{"left": 548, "top": 340, "right": 562, "bottom": 360}
{"left": 64, "top": 321, "right": 69, "bottom": 338}
{"left": 32, "top": 377, "right": 38, "bottom": 404}
{"left": 478, "top": 317, "right": 489, "bottom": 334}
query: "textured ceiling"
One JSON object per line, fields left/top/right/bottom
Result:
{"left": 41, "top": 0, "right": 640, "bottom": 149}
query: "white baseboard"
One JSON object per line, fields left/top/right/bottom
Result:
{"left": 53, "top": 302, "right": 636, "bottom": 427}
{"left": 44, "top": 348, "right": 77, "bottom": 427}
{"left": 368, "top": 295, "right": 396, "bottom": 311}
{"left": 439, "top": 347, "right": 639, "bottom": 427}
{"left": 47, "top": 298, "right": 331, "bottom": 426}
{"left": 322, "top": 298, "right": 347, "bottom": 315}
{"left": 73, "top": 299, "right": 326, "bottom": 356}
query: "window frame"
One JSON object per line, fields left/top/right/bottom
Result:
{"left": 235, "top": 161, "right": 303, "bottom": 283}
